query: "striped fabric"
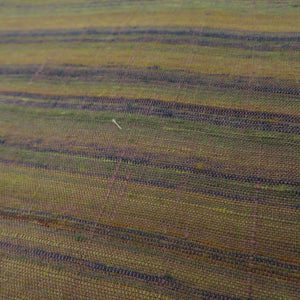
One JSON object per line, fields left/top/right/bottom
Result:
{"left": 0, "top": 1, "right": 299, "bottom": 299}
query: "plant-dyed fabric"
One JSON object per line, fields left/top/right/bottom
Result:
{"left": 0, "top": 1, "right": 299, "bottom": 299}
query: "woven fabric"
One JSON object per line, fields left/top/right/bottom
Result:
{"left": 0, "top": 1, "right": 299, "bottom": 299}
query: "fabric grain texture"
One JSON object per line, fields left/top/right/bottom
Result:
{"left": 0, "top": 1, "right": 299, "bottom": 299}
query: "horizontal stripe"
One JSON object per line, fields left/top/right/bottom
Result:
{"left": 1, "top": 156, "right": 298, "bottom": 210}
{"left": 1, "top": 207, "right": 298, "bottom": 273}
{"left": 1, "top": 27, "right": 299, "bottom": 51}
{"left": 1, "top": 65, "right": 299, "bottom": 97}
{"left": 0, "top": 9, "right": 299, "bottom": 32}
{"left": 0, "top": 240, "right": 242, "bottom": 300}
{"left": 2, "top": 95, "right": 299, "bottom": 134}
{"left": 0, "top": 42, "right": 297, "bottom": 80}
{"left": 1, "top": 88, "right": 299, "bottom": 123}
{"left": 1, "top": 27, "right": 299, "bottom": 41}
{"left": 1, "top": 141, "right": 298, "bottom": 187}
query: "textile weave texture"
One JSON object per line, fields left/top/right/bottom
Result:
{"left": 0, "top": 1, "right": 299, "bottom": 299}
